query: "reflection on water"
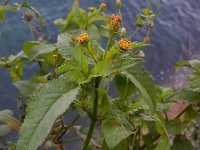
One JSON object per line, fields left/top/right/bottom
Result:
{"left": 0, "top": 0, "right": 200, "bottom": 111}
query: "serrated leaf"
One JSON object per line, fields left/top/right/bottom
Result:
{"left": 24, "top": 43, "right": 56, "bottom": 61}
{"left": 102, "top": 120, "right": 132, "bottom": 149}
{"left": 91, "top": 58, "right": 141, "bottom": 77}
{"left": 123, "top": 65, "right": 157, "bottom": 112}
{"left": 57, "top": 33, "right": 89, "bottom": 74}
{"left": 16, "top": 77, "right": 80, "bottom": 150}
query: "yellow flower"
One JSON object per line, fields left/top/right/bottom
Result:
{"left": 108, "top": 14, "right": 122, "bottom": 32}
{"left": 118, "top": 38, "right": 131, "bottom": 51}
{"left": 76, "top": 33, "right": 89, "bottom": 43}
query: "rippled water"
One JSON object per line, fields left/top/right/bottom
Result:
{"left": 0, "top": 0, "right": 200, "bottom": 113}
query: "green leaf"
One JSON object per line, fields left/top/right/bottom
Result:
{"left": 188, "top": 72, "right": 200, "bottom": 92}
{"left": 131, "top": 41, "right": 150, "bottom": 49}
{"left": 142, "top": 8, "right": 151, "bottom": 15}
{"left": 172, "top": 135, "right": 193, "bottom": 150}
{"left": 166, "top": 119, "right": 187, "bottom": 134}
{"left": 23, "top": 42, "right": 56, "bottom": 60}
{"left": 176, "top": 60, "right": 200, "bottom": 71}
{"left": 168, "top": 89, "right": 200, "bottom": 104}
{"left": 136, "top": 14, "right": 143, "bottom": 26}
{"left": 88, "top": 15, "right": 107, "bottom": 25}
{"left": 0, "top": 124, "right": 11, "bottom": 137}
{"left": 0, "top": 110, "right": 21, "bottom": 131}
{"left": 20, "top": 2, "right": 47, "bottom": 27}
{"left": 91, "top": 58, "right": 141, "bottom": 77}
{"left": 57, "top": 33, "right": 89, "bottom": 74}
{"left": 14, "top": 80, "right": 38, "bottom": 97}
{"left": 0, "top": 5, "right": 18, "bottom": 22}
{"left": 115, "top": 75, "right": 136, "bottom": 98}
{"left": 72, "top": 7, "right": 87, "bottom": 28}
{"left": 16, "top": 77, "right": 80, "bottom": 150}
{"left": 155, "top": 135, "right": 171, "bottom": 150}
{"left": 123, "top": 65, "right": 157, "bottom": 112}
{"left": 102, "top": 139, "right": 129, "bottom": 150}
{"left": 102, "top": 120, "right": 132, "bottom": 149}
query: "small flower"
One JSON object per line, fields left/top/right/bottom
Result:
{"left": 108, "top": 14, "right": 122, "bottom": 32}
{"left": 100, "top": 3, "right": 106, "bottom": 10}
{"left": 118, "top": 38, "right": 131, "bottom": 51}
{"left": 76, "top": 33, "right": 90, "bottom": 43}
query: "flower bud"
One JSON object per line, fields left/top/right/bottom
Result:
{"left": 73, "top": 0, "right": 79, "bottom": 7}
{"left": 119, "top": 27, "right": 127, "bottom": 37}
{"left": 108, "top": 14, "right": 122, "bottom": 32}
{"left": 118, "top": 38, "right": 131, "bottom": 51}
{"left": 99, "top": 3, "right": 106, "bottom": 11}
{"left": 89, "top": 7, "right": 95, "bottom": 12}
{"left": 143, "top": 36, "right": 151, "bottom": 44}
{"left": 24, "top": 11, "right": 33, "bottom": 23}
{"left": 116, "top": 0, "right": 121, "bottom": 9}
{"left": 76, "top": 33, "right": 90, "bottom": 44}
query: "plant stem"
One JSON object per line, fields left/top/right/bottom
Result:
{"left": 86, "top": 46, "right": 97, "bottom": 63}
{"left": 103, "top": 33, "right": 113, "bottom": 59}
{"left": 29, "top": 23, "right": 34, "bottom": 40}
{"left": 128, "top": 27, "right": 140, "bottom": 40}
{"left": 82, "top": 77, "right": 101, "bottom": 150}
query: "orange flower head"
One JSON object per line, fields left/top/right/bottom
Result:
{"left": 100, "top": 3, "right": 107, "bottom": 10}
{"left": 108, "top": 14, "right": 122, "bottom": 32}
{"left": 118, "top": 38, "right": 131, "bottom": 51}
{"left": 76, "top": 33, "right": 89, "bottom": 44}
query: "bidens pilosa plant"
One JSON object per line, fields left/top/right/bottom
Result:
{"left": 1, "top": 0, "right": 199, "bottom": 150}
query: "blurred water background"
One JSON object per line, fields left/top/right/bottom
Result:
{"left": 0, "top": 0, "right": 200, "bottom": 117}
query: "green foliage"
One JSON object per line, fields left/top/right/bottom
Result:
{"left": 16, "top": 77, "right": 80, "bottom": 150}
{"left": 1, "top": 0, "right": 199, "bottom": 150}
{"left": 155, "top": 135, "right": 170, "bottom": 150}
{"left": 172, "top": 135, "right": 193, "bottom": 150}
{"left": 102, "top": 119, "right": 132, "bottom": 149}
{"left": 123, "top": 65, "right": 158, "bottom": 112}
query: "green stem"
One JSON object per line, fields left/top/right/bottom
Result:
{"left": 29, "top": 23, "right": 34, "bottom": 40}
{"left": 128, "top": 27, "right": 140, "bottom": 40}
{"left": 82, "top": 77, "right": 101, "bottom": 150}
{"left": 132, "top": 133, "right": 137, "bottom": 150}
{"left": 123, "top": 76, "right": 129, "bottom": 101}
{"left": 103, "top": 33, "right": 113, "bottom": 59}
{"left": 86, "top": 46, "right": 97, "bottom": 63}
